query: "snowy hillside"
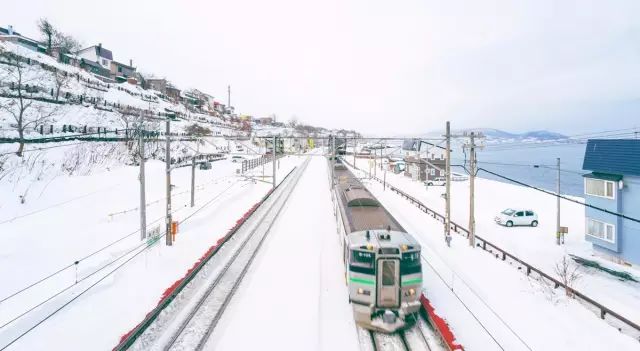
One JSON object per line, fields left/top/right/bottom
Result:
{"left": 0, "top": 41, "right": 240, "bottom": 141}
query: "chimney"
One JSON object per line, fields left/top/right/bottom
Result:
{"left": 129, "top": 59, "right": 133, "bottom": 67}
{"left": 8, "top": 25, "right": 13, "bottom": 35}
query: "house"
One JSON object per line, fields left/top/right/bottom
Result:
{"left": 582, "top": 139, "right": 640, "bottom": 266}
{"left": 147, "top": 78, "right": 181, "bottom": 102}
{"left": 51, "top": 46, "right": 80, "bottom": 66}
{"left": 79, "top": 58, "right": 111, "bottom": 79}
{"left": 110, "top": 59, "right": 136, "bottom": 82}
{"left": 77, "top": 44, "right": 113, "bottom": 70}
{"left": 402, "top": 138, "right": 448, "bottom": 181}
{"left": 256, "top": 117, "right": 274, "bottom": 125}
{"left": 0, "top": 25, "right": 47, "bottom": 53}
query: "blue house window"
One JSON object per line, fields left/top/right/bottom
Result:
{"left": 585, "top": 178, "right": 615, "bottom": 199}
{"left": 586, "top": 218, "right": 615, "bottom": 243}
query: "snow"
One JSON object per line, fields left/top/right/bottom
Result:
{"left": 347, "top": 160, "right": 640, "bottom": 350}
{"left": 207, "top": 155, "right": 359, "bottom": 351}
{"left": 360, "top": 160, "right": 640, "bottom": 328}
{"left": 0, "top": 148, "right": 304, "bottom": 350}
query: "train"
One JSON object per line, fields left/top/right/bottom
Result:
{"left": 331, "top": 158, "right": 423, "bottom": 333}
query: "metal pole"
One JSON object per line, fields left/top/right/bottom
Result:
{"left": 374, "top": 144, "right": 377, "bottom": 178}
{"left": 139, "top": 114, "right": 146, "bottom": 240}
{"left": 353, "top": 137, "right": 357, "bottom": 167}
{"left": 556, "top": 157, "right": 561, "bottom": 245}
{"left": 469, "top": 132, "right": 476, "bottom": 247}
{"left": 165, "top": 119, "right": 173, "bottom": 246}
{"left": 445, "top": 121, "right": 451, "bottom": 242}
{"left": 190, "top": 156, "right": 196, "bottom": 207}
{"left": 272, "top": 135, "right": 276, "bottom": 188}
{"left": 384, "top": 163, "right": 387, "bottom": 191}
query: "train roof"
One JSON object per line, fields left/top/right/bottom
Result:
{"left": 348, "top": 230, "right": 421, "bottom": 250}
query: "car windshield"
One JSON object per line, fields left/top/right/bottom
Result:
{"left": 502, "top": 209, "right": 515, "bottom": 216}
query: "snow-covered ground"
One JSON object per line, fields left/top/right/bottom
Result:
{"left": 208, "top": 155, "right": 359, "bottom": 351}
{"left": 347, "top": 160, "right": 640, "bottom": 350}
{"left": 357, "top": 159, "right": 640, "bottom": 327}
{"left": 0, "top": 148, "right": 304, "bottom": 350}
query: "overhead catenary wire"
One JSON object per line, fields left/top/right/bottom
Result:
{"left": 0, "top": 179, "right": 249, "bottom": 349}
{"left": 0, "top": 176, "right": 241, "bottom": 305}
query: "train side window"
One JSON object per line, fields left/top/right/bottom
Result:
{"left": 382, "top": 261, "right": 396, "bottom": 286}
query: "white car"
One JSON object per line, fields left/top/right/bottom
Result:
{"left": 231, "top": 155, "right": 245, "bottom": 163}
{"left": 425, "top": 177, "right": 446, "bottom": 186}
{"left": 495, "top": 208, "right": 538, "bottom": 227}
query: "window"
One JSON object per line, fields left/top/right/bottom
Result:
{"left": 515, "top": 211, "right": 524, "bottom": 217}
{"left": 102, "top": 59, "right": 107, "bottom": 66}
{"left": 430, "top": 169, "right": 435, "bottom": 176}
{"left": 350, "top": 250, "right": 374, "bottom": 269}
{"left": 586, "top": 218, "right": 615, "bottom": 243}
{"left": 585, "top": 178, "right": 615, "bottom": 199}
{"left": 502, "top": 209, "right": 515, "bottom": 216}
{"left": 382, "top": 261, "right": 396, "bottom": 286}
{"left": 525, "top": 211, "right": 534, "bottom": 216}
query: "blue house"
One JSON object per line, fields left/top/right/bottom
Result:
{"left": 582, "top": 139, "right": 640, "bottom": 266}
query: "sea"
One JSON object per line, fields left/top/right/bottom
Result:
{"left": 462, "top": 143, "right": 587, "bottom": 197}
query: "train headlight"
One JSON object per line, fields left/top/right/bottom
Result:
{"left": 357, "top": 288, "right": 364, "bottom": 294}
{"left": 409, "top": 288, "right": 416, "bottom": 296}
{"left": 357, "top": 288, "right": 371, "bottom": 296}
{"left": 401, "top": 244, "right": 408, "bottom": 252}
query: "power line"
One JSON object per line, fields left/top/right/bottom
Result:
{"left": 478, "top": 167, "right": 640, "bottom": 224}
{"left": 0, "top": 180, "right": 248, "bottom": 349}
{"left": 0, "top": 141, "right": 95, "bottom": 156}
{"left": 0, "top": 176, "right": 240, "bottom": 305}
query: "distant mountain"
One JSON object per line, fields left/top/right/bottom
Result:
{"left": 412, "top": 128, "right": 568, "bottom": 143}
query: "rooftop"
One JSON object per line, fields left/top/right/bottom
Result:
{"left": 582, "top": 139, "right": 640, "bottom": 177}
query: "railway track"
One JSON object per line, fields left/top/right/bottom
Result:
{"left": 129, "top": 157, "right": 310, "bottom": 351}
{"left": 359, "top": 313, "right": 437, "bottom": 351}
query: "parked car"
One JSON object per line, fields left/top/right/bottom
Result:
{"left": 199, "top": 162, "right": 212, "bottom": 170}
{"left": 495, "top": 208, "right": 538, "bottom": 227}
{"left": 425, "top": 177, "right": 446, "bottom": 186}
{"left": 231, "top": 155, "right": 245, "bottom": 163}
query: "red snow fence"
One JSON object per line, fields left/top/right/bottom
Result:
{"left": 114, "top": 192, "right": 270, "bottom": 350}
{"left": 420, "top": 294, "right": 464, "bottom": 351}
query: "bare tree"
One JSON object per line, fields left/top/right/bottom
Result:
{"left": 54, "top": 32, "right": 81, "bottom": 53}
{"left": 53, "top": 70, "right": 70, "bottom": 101}
{"left": 116, "top": 107, "right": 138, "bottom": 141}
{"left": 38, "top": 18, "right": 55, "bottom": 54}
{"left": 555, "top": 256, "right": 581, "bottom": 298}
{"left": 288, "top": 115, "right": 299, "bottom": 128}
{"left": 0, "top": 49, "right": 58, "bottom": 156}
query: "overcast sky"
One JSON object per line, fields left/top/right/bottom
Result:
{"left": 3, "top": 0, "right": 640, "bottom": 135}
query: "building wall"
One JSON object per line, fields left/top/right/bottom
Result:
{"left": 584, "top": 179, "right": 621, "bottom": 253}
{"left": 620, "top": 175, "right": 640, "bottom": 265}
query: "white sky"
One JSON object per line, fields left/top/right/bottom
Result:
{"left": 3, "top": 0, "right": 640, "bottom": 135}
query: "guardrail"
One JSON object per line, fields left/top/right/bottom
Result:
{"left": 241, "top": 154, "right": 284, "bottom": 173}
{"left": 343, "top": 158, "right": 640, "bottom": 341}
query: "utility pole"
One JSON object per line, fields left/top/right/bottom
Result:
{"left": 464, "top": 131, "right": 484, "bottom": 247}
{"left": 445, "top": 121, "right": 451, "bottom": 244}
{"left": 272, "top": 135, "right": 277, "bottom": 188}
{"left": 353, "top": 137, "right": 357, "bottom": 167}
{"left": 331, "top": 135, "right": 336, "bottom": 188}
{"left": 227, "top": 85, "right": 231, "bottom": 108}
{"left": 190, "top": 156, "right": 196, "bottom": 207}
{"left": 374, "top": 143, "right": 377, "bottom": 178}
{"left": 139, "top": 113, "right": 146, "bottom": 240}
{"left": 469, "top": 132, "right": 476, "bottom": 247}
{"left": 165, "top": 118, "right": 173, "bottom": 246}
{"left": 556, "top": 157, "right": 561, "bottom": 245}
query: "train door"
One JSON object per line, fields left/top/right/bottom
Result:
{"left": 376, "top": 259, "right": 400, "bottom": 308}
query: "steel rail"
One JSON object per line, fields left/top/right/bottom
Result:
{"left": 162, "top": 157, "right": 310, "bottom": 351}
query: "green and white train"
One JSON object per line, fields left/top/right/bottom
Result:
{"left": 331, "top": 160, "right": 423, "bottom": 333}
